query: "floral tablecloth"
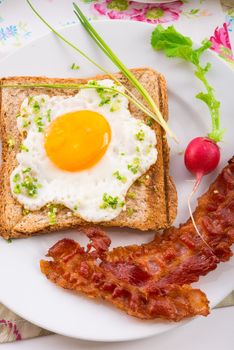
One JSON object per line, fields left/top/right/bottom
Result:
{"left": 0, "top": 0, "right": 234, "bottom": 344}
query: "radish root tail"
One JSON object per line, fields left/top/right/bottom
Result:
{"left": 188, "top": 174, "right": 216, "bottom": 255}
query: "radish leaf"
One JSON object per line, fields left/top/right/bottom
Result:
{"left": 151, "top": 25, "right": 224, "bottom": 143}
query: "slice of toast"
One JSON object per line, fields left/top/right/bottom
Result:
{"left": 0, "top": 68, "right": 177, "bottom": 239}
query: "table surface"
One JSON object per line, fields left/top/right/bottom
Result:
{"left": 3, "top": 307, "right": 234, "bottom": 350}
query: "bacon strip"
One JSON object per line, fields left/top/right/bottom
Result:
{"left": 41, "top": 158, "right": 234, "bottom": 321}
{"left": 41, "top": 239, "right": 209, "bottom": 321}
{"left": 104, "top": 158, "right": 234, "bottom": 290}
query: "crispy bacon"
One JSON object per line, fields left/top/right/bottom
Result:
{"left": 41, "top": 239, "right": 209, "bottom": 321}
{"left": 41, "top": 158, "right": 234, "bottom": 321}
{"left": 82, "top": 226, "right": 111, "bottom": 257}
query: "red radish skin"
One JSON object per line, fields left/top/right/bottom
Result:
{"left": 184, "top": 137, "right": 220, "bottom": 180}
{"left": 184, "top": 137, "right": 220, "bottom": 253}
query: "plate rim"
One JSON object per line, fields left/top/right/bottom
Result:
{"left": 0, "top": 19, "right": 233, "bottom": 73}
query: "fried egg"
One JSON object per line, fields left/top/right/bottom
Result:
{"left": 10, "top": 79, "right": 157, "bottom": 222}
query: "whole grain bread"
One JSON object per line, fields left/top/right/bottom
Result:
{"left": 0, "top": 68, "right": 177, "bottom": 239}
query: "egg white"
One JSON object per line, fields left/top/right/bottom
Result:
{"left": 10, "top": 80, "right": 157, "bottom": 222}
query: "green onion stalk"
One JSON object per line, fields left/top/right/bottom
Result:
{"left": 26, "top": 0, "right": 177, "bottom": 141}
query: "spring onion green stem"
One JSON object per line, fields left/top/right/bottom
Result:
{"left": 73, "top": 3, "right": 177, "bottom": 141}
{"left": 1, "top": 83, "right": 163, "bottom": 122}
{"left": 26, "top": 0, "right": 177, "bottom": 141}
{"left": 25, "top": 1, "right": 161, "bottom": 127}
{"left": 26, "top": 0, "right": 111, "bottom": 78}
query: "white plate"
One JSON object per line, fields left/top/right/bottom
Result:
{"left": 0, "top": 20, "right": 234, "bottom": 342}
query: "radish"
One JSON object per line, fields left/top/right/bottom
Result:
{"left": 184, "top": 137, "right": 220, "bottom": 185}
{"left": 151, "top": 25, "right": 225, "bottom": 250}
{"left": 184, "top": 137, "right": 220, "bottom": 251}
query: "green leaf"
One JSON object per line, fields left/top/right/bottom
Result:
{"left": 196, "top": 92, "right": 211, "bottom": 105}
{"left": 195, "top": 39, "right": 212, "bottom": 60}
{"left": 151, "top": 26, "right": 208, "bottom": 65}
{"left": 151, "top": 24, "right": 223, "bottom": 143}
{"left": 203, "top": 62, "right": 212, "bottom": 73}
{"left": 151, "top": 26, "right": 211, "bottom": 65}
{"left": 151, "top": 25, "right": 193, "bottom": 58}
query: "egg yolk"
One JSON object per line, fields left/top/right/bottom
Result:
{"left": 44, "top": 110, "right": 111, "bottom": 171}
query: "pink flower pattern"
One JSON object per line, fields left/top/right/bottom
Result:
{"left": 210, "top": 23, "right": 232, "bottom": 52}
{"left": 0, "top": 320, "right": 22, "bottom": 341}
{"left": 93, "top": 1, "right": 183, "bottom": 24}
{"left": 210, "top": 23, "right": 234, "bottom": 64}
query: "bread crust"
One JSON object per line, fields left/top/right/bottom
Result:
{"left": 0, "top": 68, "right": 177, "bottom": 238}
